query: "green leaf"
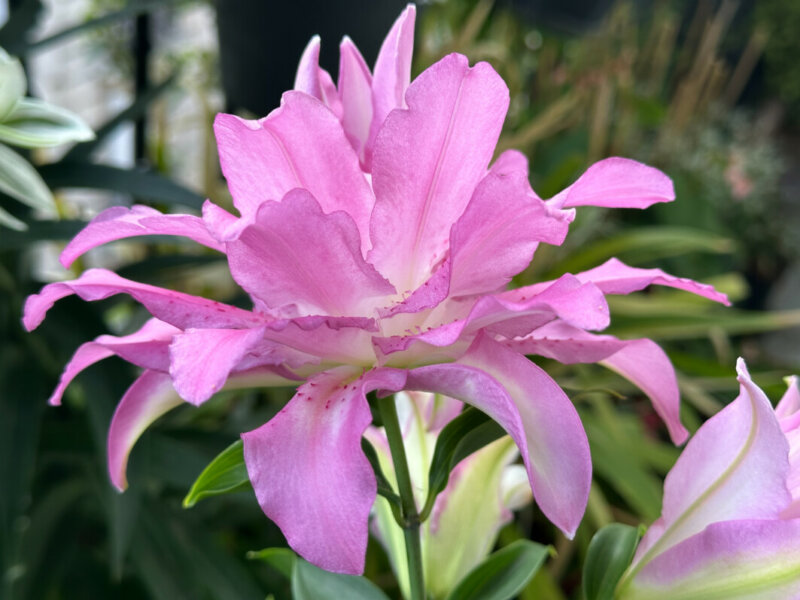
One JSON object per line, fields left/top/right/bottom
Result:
{"left": 0, "top": 142, "right": 54, "bottom": 214}
{"left": 445, "top": 540, "right": 550, "bottom": 600}
{"left": 0, "top": 218, "right": 85, "bottom": 247}
{"left": 183, "top": 440, "right": 252, "bottom": 508}
{"left": 361, "top": 437, "right": 402, "bottom": 507}
{"left": 423, "top": 408, "right": 506, "bottom": 518}
{"left": 292, "top": 557, "right": 390, "bottom": 600}
{"left": 0, "top": 98, "right": 93, "bottom": 148}
{"left": 0, "top": 49, "right": 26, "bottom": 120}
{"left": 247, "top": 547, "right": 297, "bottom": 579}
{"left": 582, "top": 524, "right": 641, "bottom": 600}
{"left": 0, "top": 204, "right": 26, "bottom": 230}
{"left": 549, "top": 227, "right": 734, "bottom": 276}
{"left": 38, "top": 162, "right": 205, "bottom": 209}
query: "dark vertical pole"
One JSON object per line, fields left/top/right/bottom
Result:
{"left": 133, "top": 12, "right": 151, "bottom": 164}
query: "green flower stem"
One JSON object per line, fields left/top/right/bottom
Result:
{"left": 377, "top": 395, "right": 425, "bottom": 600}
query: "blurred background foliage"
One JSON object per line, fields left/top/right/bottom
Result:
{"left": 1, "top": 0, "right": 799, "bottom": 598}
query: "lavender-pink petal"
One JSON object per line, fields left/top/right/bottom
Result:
{"left": 405, "top": 334, "right": 591, "bottom": 537}
{"left": 242, "top": 367, "right": 407, "bottom": 574}
{"left": 60, "top": 205, "right": 225, "bottom": 268}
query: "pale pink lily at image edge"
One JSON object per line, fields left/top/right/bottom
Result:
{"left": 616, "top": 361, "right": 800, "bottom": 599}
{"left": 22, "top": 5, "right": 729, "bottom": 575}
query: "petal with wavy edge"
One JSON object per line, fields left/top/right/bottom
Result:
{"left": 338, "top": 36, "right": 373, "bottom": 166}
{"left": 374, "top": 274, "right": 608, "bottom": 358}
{"left": 108, "top": 370, "right": 182, "bottom": 490}
{"left": 630, "top": 358, "right": 790, "bottom": 571}
{"left": 214, "top": 92, "right": 372, "bottom": 248}
{"left": 601, "top": 338, "right": 688, "bottom": 444}
{"left": 293, "top": 35, "right": 343, "bottom": 118}
{"left": 576, "top": 257, "right": 730, "bottom": 305}
{"left": 505, "top": 321, "right": 686, "bottom": 443}
{"left": 294, "top": 35, "right": 322, "bottom": 98}
{"left": 60, "top": 205, "right": 225, "bottom": 268}
{"left": 242, "top": 366, "right": 407, "bottom": 574}
{"left": 169, "top": 326, "right": 268, "bottom": 405}
{"left": 369, "top": 53, "right": 509, "bottom": 291}
{"left": 405, "top": 334, "right": 591, "bottom": 537}
{"left": 201, "top": 200, "right": 239, "bottom": 242}
{"left": 368, "top": 3, "right": 415, "bottom": 166}
{"left": 226, "top": 189, "right": 394, "bottom": 316}
{"left": 449, "top": 152, "right": 571, "bottom": 297}
{"left": 547, "top": 157, "right": 674, "bottom": 209}
{"left": 49, "top": 318, "right": 179, "bottom": 406}
{"left": 621, "top": 519, "right": 800, "bottom": 600}
{"left": 108, "top": 367, "right": 297, "bottom": 492}
{"left": 776, "top": 375, "right": 800, "bottom": 421}
{"left": 503, "top": 320, "right": 628, "bottom": 364}
{"left": 23, "top": 268, "right": 264, "bottom": 332}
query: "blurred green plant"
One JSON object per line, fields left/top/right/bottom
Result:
{"left": 0, "top": 47, "right": 93, "bottom": 230}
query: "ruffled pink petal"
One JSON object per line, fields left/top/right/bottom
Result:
{"left": 547, "top": 157, "right": 674, "bottom": 210}
{"left": 503, "top": 320, "right": 628, "bottom": 363}
{"left": 225, "top": 189, "right": 394, "bottom": 316}
{"left": 776, "top": 375, "right": 800, "bottom": 421}
{"left": 449, "top": 152, "right": 572, "bottom": 297}
{"left": 601, "top": 338, "right": 688, "bottom": 444}
{"left": 576, "top": 257, "right": 730, "bottom": 304}
{"left": 405, "top": 334, "right": 591, "bottom": 537}
{"left": 632, "top": 358, "right": 791, "bottom": 569}
{"left": 242, "top": 367, "right": 407, "bottom": 574}
{"left": 107, "top": 370, "right": 183, "bottom": 490}
{"left": 374, "top": 274, "right": 608, "bottom": 357}
{"left": 23, "top": 268, "right": 264, "bottom": 331}
{"left": 49, "top": 318, "right": 179, "bottom": 406}
{"left": 338, "top": 36, "right": 373, "bottom": 166}
{"left": 368, "top": 3, "right": 415, "bottom": 166}
{"left": 168, "top": 326, "right": 268, "bottom": 405}
{"left": 505, "top": 321, "right": 687, "bottom": 443}
{"left": 294, "top": 35, "right": 323, "bottom": 98}
{"left": 50, "top": 343, "right": 113, "bottom": 406}
{"left": 201, "top": 200, "right": 240, "bottom": 242}
{"left": 108, "top": 366, "right": 297, "bottom": 492}
{"left": 369, "top": 53, "right": 509, "bottom": 292}
{"left": 60, "top": 205, "right": 225, "bottom": 268}
{"left": 378, "top": 261, "right": 451, "bottom": 318}
{"left": 623, "top": 519, "right": 800, "bottom": 599}
{"left": 214, "top": 92, "right": 372, "bottom": 248}
{"left": 782, "top": 427, "right": 800, "bottom": 519}
{"left": 293, "top": 36, "right": 343, "bottom": 118}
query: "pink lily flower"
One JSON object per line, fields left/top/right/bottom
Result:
{"left": 616, "top": 361, "right": 800, "bottom": 599}
{"left": 23, "top": 6, "right": 727, "bottom": 575}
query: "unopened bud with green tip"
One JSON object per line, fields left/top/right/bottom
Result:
{"left": 0, "top": 48, "right": 26, "bottom": 121}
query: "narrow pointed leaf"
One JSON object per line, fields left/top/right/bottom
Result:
{"left": 583, "top": 524, "right": 641, "bottom": 600}
{"left": 0, "top": 142, "right": 54, "bottom": 212}
{"left": 37, "top": 163, "right": 204, "bottom": 209}
{"left": 424, "top": 407, "right": 505, "bottom": 517}
{"left": 292, "top": 558, "right": 390, "bottom": 600}
{"left": 183, "top": 440, "right": 251, "bottom": 508}
{"left": 445, "top": 540, "right": 550, "bottom": 600}
{"left": 0, "top": 98, "right": 93, "bottom": 147}
{"left": 361, "top": 437, "right": 401, "bottom": 508}
{"left": 247, "top": 547, "right": 297, "bottom": 579}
